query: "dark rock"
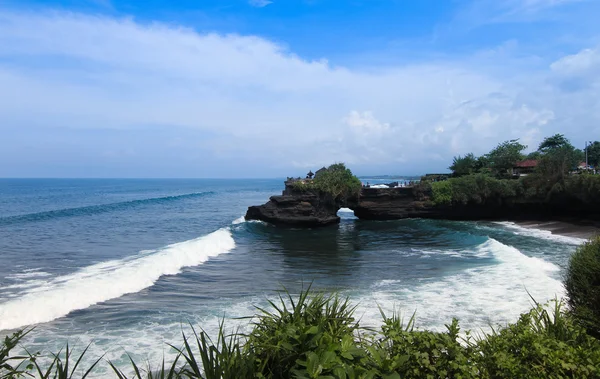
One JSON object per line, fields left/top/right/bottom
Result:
{"left": 245, "top": 186, "right": 340, "bottom": 227}
{"left": 352, "top": 187, "right": 437, "bottom": 220}
{"left": 246, "top": 180, "right": 600, "bottom": 228}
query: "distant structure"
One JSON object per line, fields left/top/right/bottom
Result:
{"left": 306, "top": 170, "right": 314, "bottom": 179}
{"left": 513, "top": 160, "right": 538, "bottom": 177}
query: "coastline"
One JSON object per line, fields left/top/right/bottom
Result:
{"left": 514, "top": 220, "right": 600, "bottom": 241}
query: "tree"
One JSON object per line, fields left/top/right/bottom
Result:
{"left": 485, "top": 139, "right": 527, "bottom": 177}
{"left": 449, "top": 153, "right": 478, "bottom": 177}
{"left": 538, "top": 134, "right": 572, "bottom": 152}
{"left": 586, "top": 141, "right": 600, "bottom": 167}
{"left": 526, "top": 151, "right": 542, "bottom": 160}
{"left": 536, "top": 135, "right": 582, "bottom": 181}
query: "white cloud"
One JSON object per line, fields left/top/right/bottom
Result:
{"left": 0, "top": 10, "right": 598, "bottom": 176}
{"left": 248, "top": 0, "right": 273, "bottom": 7}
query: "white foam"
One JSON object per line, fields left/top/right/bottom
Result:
{"left": 338, "top": 208, "right": 354, "bottom": 213}
{"left": 355, "top": 238, "right": 564, "bottom": 334}
{"left": 7, "top": 271, "right": 51, "bottom": 280}
{"left": 369, "top": 184, "right": 389, "bottom": 188}
{"left": 495, "top": 221, "right": 587, "bottom": 245}
{"left": 232, "top": 216, "right": 246, "bottom": 225}
{"left": 0, "top": 228, "right": 235, "bottom": 331}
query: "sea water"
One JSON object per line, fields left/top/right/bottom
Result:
{"left": 0, "top": 179, "right": 584, "bottom": 375}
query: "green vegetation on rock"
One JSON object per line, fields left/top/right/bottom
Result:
{"left": 292, "top": 163, "right": 362, "bottom": 200}
{"left": 431, "top": 134, "right": 599, "bottom": 207}
{"left": 431, "top": 181, "right": 452, "bottom": 206}
{"left": 565, "top": 236, "right": 600, "bottom": 339}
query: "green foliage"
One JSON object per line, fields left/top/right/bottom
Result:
{"left": 484, "top": 139, "right": 527, "bottom": 176}
{"left": 431, "top": 181, "right": 452, "bottom": 206}
{"left": 2, "top": 288, "right": 600, "bottom": 379}
{"left": 0, "top": 331, "right": 102, "bottom": 379}
{"left": 563, "top": 174, "right": 600, "bottom": 204}
{"left": 28, "top": 343, "right": 102, "bottom": 379}
{"left": 476, "top": 300, "right": 600, "bottom": 378}
{"left": 1, "top": 329, "right": 34, "bottom": 379}
{"left": 449, "top": 153, "right": 478, "bottom": 177}
{"left": 587, "top": 141, "right": 600, "bottom": 167}
{"left": 246, "top": 286, "right": 366, "bottom": 378}
{"left": 539, "top": 134, "right": 572, "bottom": 152}
{"left": 292, "top": 163, "right": 362, "bottom": 201}
{"left": 565, "top": 236, "right": 600, "bottom": 338}
{"left": 430, "top": 174, "right": 523, "bottom": 206}
{"left": 526, "top": 151, "right": 542, "bottom": 160}
{"left": 368, "top": 311, "right": 480, "bottom": 378}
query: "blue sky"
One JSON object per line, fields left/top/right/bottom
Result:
{"left": 1, "top": 0, "right": 599, "bottom": 177}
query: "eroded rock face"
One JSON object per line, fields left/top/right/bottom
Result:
{"left": 245, "top": 184, "right": 427, "bottom": 227}
{"left": 246, "top": 181, "right": 600, "bottom": 227}
{"left": 245, "top": 185, "right": 341, "bottom": 227}
{"left": 351, "top": 187, "right": 437, "bottom": 220}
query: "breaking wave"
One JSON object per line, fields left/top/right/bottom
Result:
{"left": 0, "top": 192, "right": 215, "bottom": 226}
{"left": 0, "top": 228, "right": 235, "bottom": 331}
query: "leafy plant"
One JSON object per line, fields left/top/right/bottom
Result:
{"left": 292, "top": 163, "right": 362, "bottom": 201}
{"left": 246, "top": 285, "right": 366, "bottom": 378}
{"left": 367, "top": 309, "right": 479, "bottom": 378}
{"left": 2, "top": 286, "right": 600, "bottom": 378}
{"left": 565, "top": 236, "right": 600, "bottom": 338}
{"left": 1, "top": 328, "right": 35, "bottom": 379}
{"left": 476, "top": 299, "right": 600, "bottom": 378}
{"left": 449, "top": 153, "right": 478, "bottom": 177}
{"left": 484, "top": 139, "right": 527, "bottom": 177}
{"left": 431, "top": 181, "right": 452, "bottom": 206}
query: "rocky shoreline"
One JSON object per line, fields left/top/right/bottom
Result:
{"left": 245, "top": 180, "right": 600, "bottom": 228}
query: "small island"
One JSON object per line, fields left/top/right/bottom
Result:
{"left": 246, "top": 134, "right": 600, "bottom": 227}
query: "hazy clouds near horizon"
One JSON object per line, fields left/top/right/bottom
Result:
{"left": 0, "top": 1, "right": 599, "bottom": 178}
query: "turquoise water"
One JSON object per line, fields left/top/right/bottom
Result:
{"left": 0, "top": 179, "right": 584, "bottom": 375}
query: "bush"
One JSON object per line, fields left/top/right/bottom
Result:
{"left": 430, "top": 174, "right": 523, "bottom": 206}
{"left": 565, "top": 236, "right": 600, "bottom": 338}
{"left": 2, "top": 290, "right": 600, "bottom": 378}
{"left": 431, "top": 181, "right": 452, "bottom": 206}
{"left": 368, "top": 312, "right": 480, "bottom": 378}
{"left": 292, "top": 163, "right": 362, "bottom": 201}
{"left": 246, "top": 287, "right": 368, "bottom": 378}
{"left": 477, "top": 300, "right": 600, "bottom": 378}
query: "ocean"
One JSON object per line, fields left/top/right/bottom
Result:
{"left": 0, "top": 178, "right": 585, "bottom": 375}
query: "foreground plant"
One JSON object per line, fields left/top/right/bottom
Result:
{"left": 1, "top": 329, "right": 34, "bottom": 379}
{"left": 565, "top": 235, "right": 600, "bottom": 338}
{"left": 2, "top": 288, "right": 600, "bottom": 378}
{"left": 477, "top": 299, "right": 600, "bottom": 378}
{"left": 246, "top": 285, "right": 368, "bottom": 378}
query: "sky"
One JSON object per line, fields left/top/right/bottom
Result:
{"left": 1, "top": 0, "right": 599, "bottom": 178}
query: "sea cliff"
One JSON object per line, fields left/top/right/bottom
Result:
{"left": 245, "top": 179, "right": 600, "bottom": 227}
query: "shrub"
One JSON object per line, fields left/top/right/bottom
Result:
{"left": 430, "top": 174, "right": 523, "bottom": 206}
{"left": 292, "top": 163, "right": 362, "bottom": 201}
{"left": 368, "top": 311, "right": 480, "bottom": 378}
{"left": 245, "top": 287, "right": 368, "bottom": 378}
{"left": 1, "top": 329, "right": 34, "bottom": 378}
{"left": 476, "top": 300, "right": 600, "bottom": 378}
{"left": 431, "top": 181, "right": 452, "bottom": 206}
{"left": 2, "top": 289, "right": 600, "bottom": 378}
{"left": 565, "top": 236, "right": 600, "bottom": 338}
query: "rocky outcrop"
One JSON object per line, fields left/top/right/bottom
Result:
{"left": 245, "top": 184, "right": 342, "bottom": 227}
{"left": 245, "top": 184, "right": 443, "bottom": 227}
{"left": 352, "top": 187, "right": 439, "bottom": 220}
{"left": 246, "top": 181, "right": 600, "bottom": 227}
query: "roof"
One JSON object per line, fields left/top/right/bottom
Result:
{"left": 514, "top": 159, "right": 538, "bottom": 168}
